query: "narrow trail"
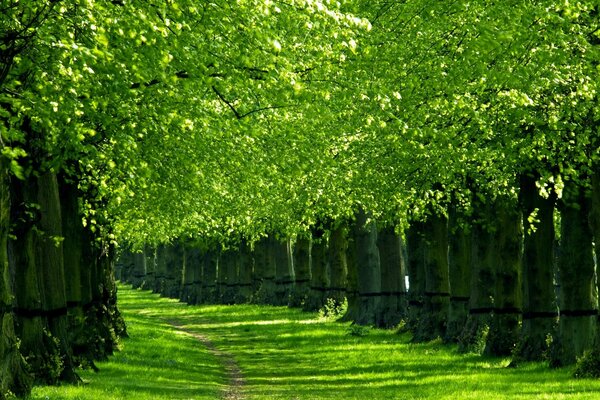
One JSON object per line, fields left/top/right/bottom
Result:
{"left": 168, "top": 320, "right": 245, "bottom": 400}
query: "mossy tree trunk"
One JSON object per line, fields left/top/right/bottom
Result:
{"left": 0, "top": 164, "right": 31, "bottom": 397}
{"left": 253, "top": 236, "right": 278, "bottom": 304}
{"left": 414, "top": 211, "right": 450, "bottom": 342}
{"left": 484, "top": 197, "right": 523, "bottom": 357}
{"left": 181, "top": 244, "right": 202, "bottom": 305}
{"left": 550, "top": 178, "right": 597, "bottom": 366}
{"left": 327, "top": 223, "right": 348, "bottom": 309}
{"left": 406, "top": 221, "right": 426, "bottom": 335}
{"left": 515, "top": 172, "right": 557, "bottom": 361}
{"left": 341, "top": 229, "right": 359, "bottom": 322}
{"left": 11, "top": 171, "right": 78, "bottom": 383}
{"left": 289, "top": 236, "right": 311, "bottom": 308}
{"left": 353, "top": 209, "right": 382, "bottom": 326}
{"left": 221, "top": 248, "right": 240, "bottom": 305}
{"left": 130, "top": 248, "right": 147, "bottom": 289}
{"left": 445, "top": 203, "right": 471, "bottom": 343}
{"left": 377, "top": 226, "right": 407, "bottom": 328}
{"left": 274, "top": 238, "right": 294, "bottom": 306}
{"left": 303, "top": 227, "right": 329, "bottom": 312}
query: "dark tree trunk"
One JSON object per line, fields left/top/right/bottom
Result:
{"left": 405, "top": 221, "right": 426, "bottom": 334}
{"left": 377, "top": 226, "right": 407, "bottom": 328}
{"left": 458, "top": 200, "right": 495, "bottom": 354}
{"left": 341, "top": 229, "right": 359, "bottom": 322}
{"left": 181, "top": 244, "right": 202, "bottom": 304}
{"left": 274, "top": 238, "right": 294, "bottom": 306}
{"left": 10, "top": 171, "right": 78, "bottom": 383}
{"left": 254, "top": 236, "right": 278, "bottom": 304}
{"left": 153, "top": 245, "right": 167, "bottom": 295}
{"left": 414, "top": 211, "right": 450, "bottom": 342}
{"left": 515, "top": 173, "right": 558, "bottom": 361}
{"left": 327, "top": 223, "right": 348, "bottom": 309}
{"left": 353, "top": 209, "right": 382, "bottom": 326}
{"left": 144, "top": 245, "right": 157, "bottom": 292}
{"left": 200, "top": 249, "right": 218, "bottom": 303}
{"left": 550, "top": 178, "right": 597, "bottom": 366}
{"left": 591, "top": 171, "right": 600, "bottom": 340}
{"left": 118, "top": 249, "right": 134, "bottom": 284}
{"left": 221, "top": 248, "right": 240, "bottom": 304}
{"left": 303, "top": 228, "right": 329, "bottom": 312}
{"left": 484, "top": 197, "right": 523, "bottom": 357}
{"left": 289, "top": 236, "right": 311, "bottom": 308}
{"left": 235, "top": 239, "right": 253, "bottom": 303}
{"left": 445, "top": 204, "right": 471, "bottom": 343}
{"left": 164, "top": 242, "right": 184, "bottom": 299}
{"left": 130, "top": 249, "right": 147, "bottom": 289}
{"left": 0, "top": 166, "right": 31, "bottom": 397}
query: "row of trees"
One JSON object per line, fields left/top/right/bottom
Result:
{"left": 2, "top": 0, "right": 600, "bottom": 397}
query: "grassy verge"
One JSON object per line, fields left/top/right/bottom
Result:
{"left": 32, "top": 285, "right": 600, "bottom": 399}
{"left": 29, "top": 287, "right": 224, "bottom": 400}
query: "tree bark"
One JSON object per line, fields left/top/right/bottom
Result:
{"left": 130, "top": 248, "right": 147, "bottom": 289}
{"left": 445, "top": 204, "right": 471, "bottom": 343}
{"left": 484, "top": 197, "right": 523, "bottom": 357}
{"left": 405, "top": 221, "right": 426, "bottom": 335}
{"left": 0, "top": 165, "right": 31, "bottom": 397}
{"left": 414, "top": 211, "right": 450, "bottom": 341}
{"left": 235, "top": 239, "right": 253, "bottom": 303}
{"left": 514, "top": 173, "right": 558, "bottom": 361}
{"left": 153, "top": 245, "right": 167, "bottom": 295}
{"left": 221, "top": 248, "right": 240, "bottom": 304}
{"left": 303, "top": 227, "right": 329, "bottom": 312}
{"left": 274, "top": 237, "right": 294, "bottom": 306}
{"left": 377, "top": 226, "right": 407, "bottom": 328}
{"left": 163, "top": 242, "right": 184, "bottom": 299}
{"left": 328, "top": 223, "right": 348, "bottom": 309}
{"left": 289, "top": 236, "right": 311, "bottom": 308}
{"left": 352, "top": 209, "right": 382, "bottom": 326}
{"left": 181, "top": 244, "right": 202, "bottom": 304}
{"left": 200, "top": 248, "right": 218, "bottom": 304}
{"left": 550, "top": 178, "right": 597, "bottom": 366}
{"left": 458, "top": 199, "right": 495, "bottom": 354}
{"left": 144, "top": 245, "right": 157, "bottom": 292}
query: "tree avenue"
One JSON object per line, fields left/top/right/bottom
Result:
{"left": 2, "top": 0, "right": 600, "bottom": 397}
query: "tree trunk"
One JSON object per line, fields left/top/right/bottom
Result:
{"left": 414, "top": 211, "right": 450, "bottom": 341}
{"left": 550, "top": 178, "right": 597, "bottom": 366}
{"left": 130, "top": 248, "right": 147, "bottom": 289}
{"left": 289, "top": 236, "right": 311, "bottom": 308}
{"left": 458, "top": 200, "right": 495, "bottom": 354}
{"left": 377, "top": 226, "right": 407, "bottom": 328}
{"left": 0, "top": 165, "right": 31, "bottom": 397}
{"left": 153, "top": 245, "right": 167, "bottom": 295}
{"left": 164, "top": 242, "right": 184, "bottom": 299}
{"left": 274, "top": 238, "right": 294, "bottom": 306}
{"left": 182, "top": 244, "right": 202, "bottom": 304}
{"left": 353, "top": 209, "right": 382, "bottom": 326}
{"left": 515, "top": 173, "right": 558, "bottom": 361}
{"left": 591, "top": 171, "right": 600, "bottom": 340}
{"left": 405, "top": 221, "right": 426, "bottom": 335}
{"left": 484, "top": 197, "right": 523, "bottom": 357}
{"left": 200, "top": 248, "right": 218, "bottom": 304}
{"left": 303, "top": 228, "right": 329, "bottom": 312}
{"left": 11, "top": 171, "right": 78, "bottom": 383}
{"left": 328, "top": 223, "right": 348, "bottom": 309}
{"left": 235, "top": 239, "right": 253, "bottom": 303}
{"left": 341, "top": 229, "right": 359, "bottom": 322}
{"left": 445, "top": 204, "right": 471, "bottom": 343}
{"left": 221, "top": 248, "right": 240, "bottom": 305}
{"left": 144, "top": 245, "right": 157, "bottom": 292}
{"left": 253, "top": 236, "right": 278, "bottom": 304}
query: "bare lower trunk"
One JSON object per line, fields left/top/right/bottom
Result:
{"left": 144, "top": 245, "right": 157, "bottom": 290}
{"left": 164, "top": 242, "right": 184, "bottom": 299}
{"left": 274, "top": 238, "right": 294, "bottom": 306}
{"left": 550, "top": 179, "right": 597, "bottom": 366}
{"left": 0, "top": 165, "right": 31, "bottom": 397}
{"left": 235, "top": 240, "right": 253, "bottom": 303}
{"left": 303, "top": 227, "right": 329, "bottom": 312}
{"left": 446, "top": 204, "right": 471, "bottom": 343}
{"left": 377, "top": 226, "right": 407, "bottom": 328}
{"left": 353, "top": 209, "right": 382, "bottom": 326}
{"left": 254, "top": 236, "right": 278, "bottom": 304}
{"left": 153, "top": 245, "right": 167, "bottom": 294}
{"left": 289, "top": 236, "right": 311, "bottom": 308}
{"left": 484, "top": 197, "right": 522, "bottom": 357}
{"left": 515, "top": 173, "right": 557, "bottom": 361}
{"left": 414, "top": 211, "right": 450, "bottom": 342}
{"left": 200, "top": 249, "right": 218, "bottom": 304}
{"left": 406, "top": 222, "right": 426, "bottom": 335}
{"left": 328, "top": 223, "right": 348, "bottom": 309}
{"left": 181, "top": 244, "right": 202, "bottom": 304}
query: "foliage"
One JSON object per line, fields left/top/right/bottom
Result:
{"left": 318, "top": 297, "right": 348, "bottom": 321}
{"left": 574, "top": 349, "right": 600, "bottom": 379}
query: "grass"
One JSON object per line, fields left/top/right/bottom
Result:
{"left": 32, "top": 285, "right": 600, "bottom": 399}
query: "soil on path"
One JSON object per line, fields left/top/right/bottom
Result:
{"left": 168, "top": 320, "right": 245, "bottom": 400}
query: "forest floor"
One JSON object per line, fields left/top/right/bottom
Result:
{"left": 31, "top": 285, "right": 600, "bottom": 399}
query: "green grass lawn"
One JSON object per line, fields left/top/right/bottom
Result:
{"left": 32, "top": 285, "right": 600, "bottom": 399}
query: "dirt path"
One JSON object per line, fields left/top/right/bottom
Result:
{"left": 168, "top": 320, "right": 245, "bottom": 400}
